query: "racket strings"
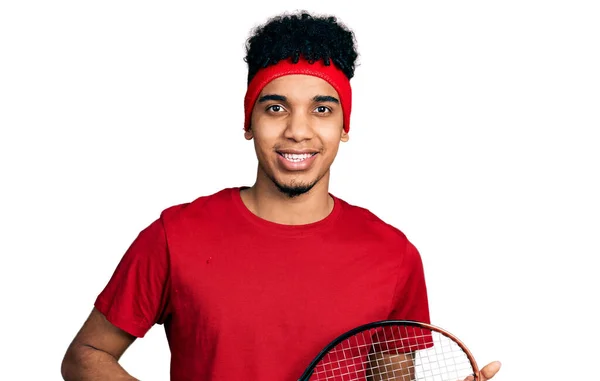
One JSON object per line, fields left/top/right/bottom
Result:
{"left": 309, "top": 325, "right": 474, "bottom": 381}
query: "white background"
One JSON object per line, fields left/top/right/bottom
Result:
{"left": 1, "top": 1, "right": 599, "bottom": 380}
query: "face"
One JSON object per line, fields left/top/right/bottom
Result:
{"left": 245, "top": 74, "right": 349, "bottom": 198}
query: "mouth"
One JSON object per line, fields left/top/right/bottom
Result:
{"left": 277, "top": 151, "right": 318, "bottom": 162}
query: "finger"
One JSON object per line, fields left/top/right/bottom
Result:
{"left": 479, "top": 361, "right": 502, "bottom": 380}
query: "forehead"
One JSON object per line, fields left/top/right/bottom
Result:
{"left": 260, "top": 74, "right": 339, "bottom": 99}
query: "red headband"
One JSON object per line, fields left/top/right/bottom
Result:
{"left": 244, "top": 57, "right": 352, "bottom": 132}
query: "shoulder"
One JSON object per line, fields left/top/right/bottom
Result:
{"left": 336, "top": 196, "right": 407, "bottom": 239}
{"left": 158, "top": 187, "right": 236, "bottom": 225}
{"left": 335, "top": 196, "right": 419, "bottom": 256}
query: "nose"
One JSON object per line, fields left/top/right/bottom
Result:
{"left": 283, "top": 110, "right": 314, "bottom": 142}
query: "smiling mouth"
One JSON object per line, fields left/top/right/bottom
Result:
{"left": 277, "top": 152, "right": 318, "bottom": 162}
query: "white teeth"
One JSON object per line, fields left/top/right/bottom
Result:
{"left": 282, "top": 153, "right": 313, "bottom": 162}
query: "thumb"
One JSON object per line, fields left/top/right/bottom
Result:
{"left": 479, "top": 361, "right": 502, "bottom": 380}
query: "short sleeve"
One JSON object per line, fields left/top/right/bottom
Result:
{"left": 94, "top": 217, "right": 171, "bottom": 338}
{"left": 373, "top": 240, "right": 433, "bottom": 353}
{"left": 389, "top": 240, "right": 430, "bottom": 323}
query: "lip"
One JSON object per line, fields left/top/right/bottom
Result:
{"left": 276, "top": 149, "right": 320, "bottom": 154}
{"left": 276, "top": 151, "right": 318, "bottom": 171}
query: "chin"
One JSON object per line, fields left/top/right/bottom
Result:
{"left": 270, "top": 174, "right": 321, "bottom": 198}
{"left": 274, "top": 181, "right": 315, "bottom": 198}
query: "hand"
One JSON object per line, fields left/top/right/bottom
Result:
{"left": 464, "top": 361, "right": 502, "bottom": 381}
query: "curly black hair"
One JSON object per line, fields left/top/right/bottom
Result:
{"left": 244, "top": 11, "right": 359, "bottom": 84}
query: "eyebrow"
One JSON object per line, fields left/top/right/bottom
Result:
{"left": 257, "top": 94, "right": 340, "bottom": 104}
{"left": 313, "top": 95, "right": 339, "bottom": 104}
{"left": 257, "top": 94, "right": 287, "bottom": 103}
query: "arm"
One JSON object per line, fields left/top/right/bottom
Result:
{"left": 367, "top": 352, "right": 415, "bottom": 381}
{"left": 61, "top": 308, "right": 139, "bottom": 381}
{"left": 62, "top": 217, "right": 171, "bottom": 379}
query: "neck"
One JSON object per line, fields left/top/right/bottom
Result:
{"left": 240, "top": 171, "right": 334, "bottom": 225}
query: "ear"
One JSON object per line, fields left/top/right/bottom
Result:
{"left": 244, "top": 128, "right": 254, "bottom": 140}
{"left": 340, "top": 130, "right": 349, "bottom": 142}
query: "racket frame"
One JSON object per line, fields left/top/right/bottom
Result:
{"left": 298, "top": 320, "right": 480, "bottom": 381}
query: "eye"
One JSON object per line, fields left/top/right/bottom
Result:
{"left": 267, "top": 105, "right": 285, "bottom": 113}
{"left": 314, "top": 106, "right": 331, "bottom": 113}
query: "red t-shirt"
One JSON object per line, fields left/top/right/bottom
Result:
{"left": 95, "top": 187, "right": 430, "bottom": 380}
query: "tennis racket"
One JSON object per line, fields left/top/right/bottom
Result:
{"left": 298, "top": 320, "right": 479, "bottom": 381}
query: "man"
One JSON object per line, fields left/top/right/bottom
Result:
{"left": 61, "top": 11, "right": 501, "bottom": 381}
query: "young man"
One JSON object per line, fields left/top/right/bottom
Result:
{"left": 61, "top": 11, "right": 501, "bottom": 381}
